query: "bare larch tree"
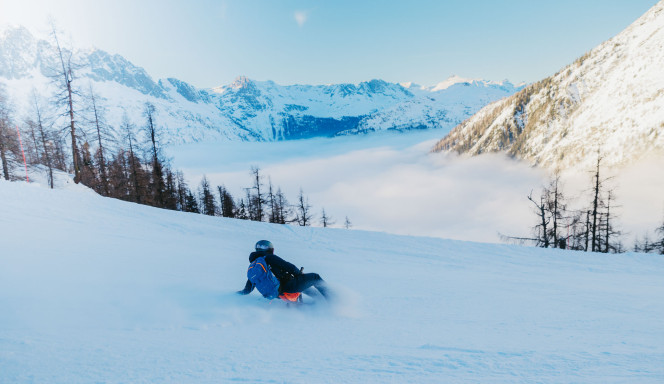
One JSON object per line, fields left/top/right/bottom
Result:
{"left": 50, "top": 24, "right": 82, "bottom": 183}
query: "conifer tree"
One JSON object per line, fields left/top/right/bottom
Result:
{"left": 217, "top": 185, "right": 236, "bottom": 218}
{"left": 267, "top": 178, "right": 278, "bottom": 223}
{"left": 274, "top": 188, "right": 291, "bottom": 224}
{"left": 244, "top": 188, "right": 256, "bottom": 220}
{"left": 641, "top": 234, "right": 655, "bottom": 253}
{"left": 163, "top": 169, "right": 179, "bottom": 210}
{"left": 184, "top": 188, "right": 200, "bottom": 213}
{"left": 199, "top": 175, "right": 217, "bottom": 216}
{"left": 654, "top": 217, "right": 664, "bottom": 255}
{"left": 49, "top": 23, "right": 82, "bottom": 183}
{"left": 121, "top": 114, "right": 143, "bottom": 204}
{"left": 28, "top": 91, "right": 55, "bottom": 188}
{"left": 0, "top": 84, "right": 15, "bottom": 181}
{"left": 107, "top": 149, "right": 129, "bottom": 200}
{"left": 144, "top": 102, "right": 166, "bottom": 207}
{"left": 24, "top": 114, "right": 40, "bottom": 165}
{"left": 51, "top": 134, "right": 68, "bottom": 172}
{"left": 590, "top": 150, "right": 604, "bottom": 252}
{"left": 583, "top": 150, "right": 621, "bottom": 253}
{"left": 601, "top": 190, "right": 622, "bottom": 253}
{"left": 320, "top": 208, "right": 334, "bottom": 228}
{"left": 175, "top": 171, "right": 189, "bottom": 211}
{"left": 86, "top": 85, "right": 113, "bottom": 196}
{"left": 295, "top": 188, "right": 313, "bottom": 226}
{"left": 79, "top": 141, "right": 98, "bottom": 188}
{"left": 565, "top": 211, "right": 585, "bottom": 251}
{"left": 633, "top": 237, "right": 642, "bottom": 253}
{"left": 250, "top": 166, "right": 265, "bottom": 221}
{"left": 581, "top": 210, "right": 590, "bottom": 251}
{"left": 528, "top": 189, "right": 551, "bottom": 248}
{"left": 344, "top": 216, "right": 352, "bottom": 229}
{"left": 546, "top": 174, "right": 567, "bottom": 248}
{"left": 235, "top": 198, "right": 249, "bottom": 220}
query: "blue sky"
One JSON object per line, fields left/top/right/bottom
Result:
{"left": 0, "top": 0, "right": 657, "bottom": 88}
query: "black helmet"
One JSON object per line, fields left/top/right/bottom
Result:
{"left": 255, "top": 240, "right": 274, "bottom": 253}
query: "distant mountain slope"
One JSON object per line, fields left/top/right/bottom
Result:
{"left": 0, "top": 25, "right": 520, "bottom": 144}
{"left": 432, "top": 1, "right": 664, "bottom": 169}
{"left": 342, "top": 79, "right": 519, "bottom": 136}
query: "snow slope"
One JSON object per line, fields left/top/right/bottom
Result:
{"left": 1, "top": 180, "right": 663, "bottom": 383}
{"left": 432, "top": 1, "right": 664, "bottom": 170}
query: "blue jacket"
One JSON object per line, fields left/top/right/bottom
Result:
{"left": 239, "top": 251, "right": 301, "bottom": 294}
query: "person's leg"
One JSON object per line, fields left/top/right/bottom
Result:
{"left": 282, "top": 273, "right": 328, "bottom": 299}
{"left": 302, "top": 286, "right": 321, "bottom": 298}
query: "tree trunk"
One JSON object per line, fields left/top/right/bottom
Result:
{"left": 35, "top": 105, "right": 54, "bottom": 189}
{"left": 591, "top": 154, "right": 601, "bottom": 252}
{"left": 52, "top": 28, "right": 80, "bottom": 183}
{"left": 0, "top": 138, "right": 9, "bottom": 180}
{"left": 584, "top": 210, "right": 591, "bottom": 252}
{"left": 251, "top": 167, "right": 264, "bottom": 221}
{"left": 604, "top": 192, "right": 612, "bottom": 253}
{"left": 90, "top": 91, "right": 109, "bottom": 195}
{"left": 551, "top": 178, "right": 559, "bottom": 248}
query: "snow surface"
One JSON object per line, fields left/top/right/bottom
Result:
{"left": 1, "top": 180, "right": 663, "bottom": 383}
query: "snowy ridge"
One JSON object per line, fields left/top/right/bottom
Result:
{"left": 345, "top": 79, "right": 520, "bottom": 135}
{"left": 1, "top": 179, "right": 663, "bottom": 382}
{"left": 432, "top": 1, "right": 664, "bottom": 169}
{"left": 430, "top": 75, "right": 481, "bottom": 91}
{"left": 0, "top": 25, "right": 520, "bottom": 144}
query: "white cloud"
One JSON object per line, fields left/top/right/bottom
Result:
{"left": 170, "top": 136, "right": 545, "bottom": 243}
{"left": 169, "top": 134, "right": 664, "bottom": 246}
{"left": 294, "top": 11, "right": 308, "bottom": 27}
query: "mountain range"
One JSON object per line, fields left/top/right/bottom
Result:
{"left": 432, "top": 1, "right": 664, "bottom": 169}
{"left": 0, "top": 25, "right": 520, "bottom": 145}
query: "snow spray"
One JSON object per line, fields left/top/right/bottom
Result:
{"left": 15, "top": 125, "right": 29, "bottom": 182}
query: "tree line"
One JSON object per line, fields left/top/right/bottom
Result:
{"left": 1, "top": 23, "right": 110, "bottom": 188}
{"left": 503, "top": 150, "right": 664, "bottom": 254}
{"left": 197, "top": 167, "right": 352, "bottom": 228}
{"left": 0, "top": 24, "right": 352, "bottom": 229}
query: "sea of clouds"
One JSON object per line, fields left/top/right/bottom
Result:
{"left": 168, "top": 130, "right": 664, "bottom": 246}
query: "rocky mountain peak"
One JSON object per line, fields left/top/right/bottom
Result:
{"left": 432, "top": 1, "right": 664, "bottom": 170}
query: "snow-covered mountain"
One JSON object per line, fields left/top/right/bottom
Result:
{"left": 344, "top": 78, "right": 518, "bottom": 136}
{"left": 0, "top": 25, "right": 520, "bottom": 144}
{"left": 432, "top": 1, "right": 664, "bottom": 169}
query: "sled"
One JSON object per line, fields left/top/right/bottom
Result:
{"left": 278, "top": 267, "right": 305, "bottom": 305}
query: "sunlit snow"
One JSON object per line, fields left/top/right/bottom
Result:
{"left": 1, "top": 180, "right": 663, "bottom": 383}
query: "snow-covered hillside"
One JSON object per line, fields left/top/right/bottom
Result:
{"left": 432, "top": 1, "right": 664, "bottom": 170}
{"left": 0, "top": 25, "right": 520, "bottom": 144}
{"left": 1, "top": 180, "right": 663, "bottom": 383}
{"left": 340, "top": 79, "right": 519, "bottom": 136}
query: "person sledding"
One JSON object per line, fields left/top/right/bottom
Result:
{"left": 237, "top": 240, "right": 329, "bottom": 303}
